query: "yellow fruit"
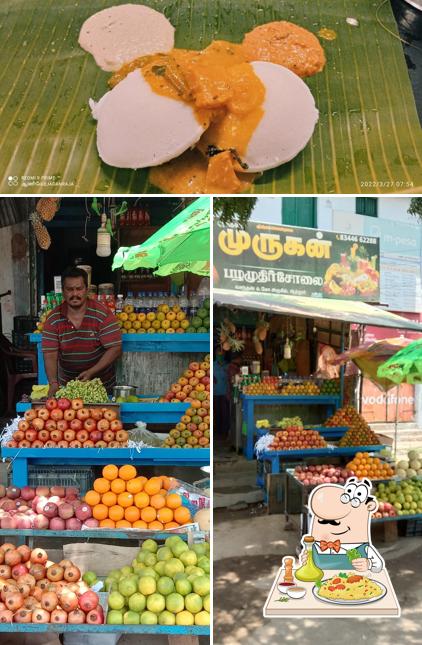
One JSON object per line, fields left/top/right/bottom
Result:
{"left": 176, "top": 312, "right": 186, "bottom": 321}
{"left": 166, "top": 312, "right": 176, "bottom": 321}
{"left": 161, "top": 304, "right": 170, "bottom": 314}
{"left": 137, "top": 328, "right": 146, "bottom": 334}
{"left": 119, "top": 312, "right": 128, "bottom": 321}
{"left": 142, "top": 320, "right": 151, "bottom": 329}
{"left": 161, "top": 320, "right": 170, "bottom": 330}
{"left": 157, "top": 304, "right": 165, "bottom": 313}
{"left": 172, "top": 305, "right": 181, "bottom": 313}
{"left": 171, "top": 320, "right": 180, "bottom": 329}
{"left": 128, "top": 328, "right": 136, "bottom": 334}
{"left": 123, "top": 321, "right": 132, "bottom": 330}
{"left": 128, "top": 313, "right": 137, "bottom": 322}
{"left": 146, "top": 312, "right": 156, "bottom": 322}
{"left": 152, "top": 320, "right": 161, "bottom": 330}
{"left": 166, "top": 327, "right": 175, "bottom": 334}
{"left": 118, "top": 320, "right": 124, "bottom": 328}
{"left": 132, "top": 321, "right": 141, "bottom": 330}
{"left": 121, "top": 329, "right": 127, "bottom": 334}
{"left": 123, "top": 305, "right": 134, "bottom": 314}
{"left": 147, "top": 328, "right": 156, "bottom": 334}
{"left": 137, "top": 313, "right": 146, "bottom": 322}
{"left": 180, "top": 319, "right": 190, "bottom": 329}
{"left": 157, "top": 329, "right": 166, "bottom": 334}
{"left": 156, "top": 312, "right": 165, "bottom": 322}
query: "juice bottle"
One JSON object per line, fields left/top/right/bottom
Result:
{"left": 294, "top": 536, "right": 324, "bottom": 583}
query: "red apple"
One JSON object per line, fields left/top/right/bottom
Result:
{"left": 57, "top": 398, "right": 71, "bottom": 411}
{"left": 70, "top": 419, "right": 82, "bottom": 432}
{"left": 25, "top": 429, "right": 38, "bottom": 443}
{"left": 89, "top": 430, "right": 102, "bottom": 443}
{"left": 46, "top": 398, "right": 58, "bottom": 411}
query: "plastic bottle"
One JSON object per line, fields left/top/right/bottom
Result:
{"left": 189, "top": 291, "right": 199, "bottom": 318}
{"left": 179, "top": 286, "right": 189, "bottom": 315}
{"left": 168, "top": 292, "right": 177, "bottom": 309}
{"left": 197, "top": 278, "right": 210, "bottom": 306}
{"left": 115, "top": 294, "right": 124, "bottom": 314}
{"left": 294, "top": 536, "right": 324, "bottom": 582}
{"left": 125, "top": 291, "right": 134, "bottom": 311}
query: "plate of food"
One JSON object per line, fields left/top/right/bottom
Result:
{"left": 1, "top": 0, "right": 421, "bottom": 194}
{"left": 313, "top": 573, "right": 387, "bottom": 605}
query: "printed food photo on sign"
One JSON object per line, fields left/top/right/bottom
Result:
{"left": 263, "top": 477, "right": 401, "bottom": 617}
{"left": 1, "top": 1, "right": 421, "bottom": 194}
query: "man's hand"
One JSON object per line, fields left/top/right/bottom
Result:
{"left": 351, "top": 558, "right": 371, "bottom": 572}
{"left": 78, "top": 369, "right": 95, "bottom": 382}
{"left": 48, "top": 383, "right": 59, "bottom": 397}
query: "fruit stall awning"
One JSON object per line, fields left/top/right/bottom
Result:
{"left": 112, "top": 197, "right": 210, "bottom": 276}
{"left": 213, "top": 289, "right": 422, "bottom": 332}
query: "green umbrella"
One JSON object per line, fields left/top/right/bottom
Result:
{"left": 112, "top": 197, "right": 210, "bottom": 276}
{"left": 377, "top": 339, "right": 422, "bottom": 385}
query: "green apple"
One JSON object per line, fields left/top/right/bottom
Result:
{"left": 107, "top": 610, "right": 123, "bottom": 625}
{"left": 164, "top": 558, "right": 185, "bottom": 578}
{"left": 176, "top": 610, "right": 194, "bottom": 625}
{"left": 128, "top": 593, "right": 146, "bottom": 613}
{"left": 185, "top": 593, "right": 203, "bottom": 614}
{"left": 108, "top": 591, "right": 125, "bottom": 610}
{"left": 158, "top": 610, "right": 176, "bottom": 625}
{"left": 146, "top": 593, "right": 166, "bottom": 614}
{"left": 193, "top": 576, "right": 210, "bottom": 597}
{"left": 180, "top": 550, "right": 197, "bottom": 567}
{"left": 195, "top": 610, "right": 210, "bottom": 626}
{"left": 157, "top": 576, "right": 175, "bottom": 596}
{"left": 175, "top": 578, "right": 192, "bottom": 596}
{"left": 157, "top": 546, "right": 173, "bottom": 562}
{"left": 140, "top": 610, "right": 158, "bottom": 625}
{"left": 166, "top": 592, "right": 185, "bottom": 614}
{"left": 118, "top": 576, "right": 138, "bottom": 597}
{"left": 203, "top": 594, "right": 210, "bottom": 612}
{"left": 142, "top": 539, "right": 158, "bottom": 553}
{"left": 123, "top": 610, "right": 140, "bottom": 624}
{"left": 138, "top": 576, "right": 156, "bottom": 596}
{"left": 82, "top": 571, "right": 97, "bottom": 587}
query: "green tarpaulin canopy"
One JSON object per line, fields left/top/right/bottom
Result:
{"left": 214, "top": 288, "right": 422, "bottom": 332}
{"left": 377, "top": 339, "right": 422, "bottom": 384}
{"left": 113, "top": 197, "right": 210, "bottom": 277}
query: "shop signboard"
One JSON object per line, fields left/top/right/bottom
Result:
{"left": 214, "top": 221, "right": 380, "bottom": 302}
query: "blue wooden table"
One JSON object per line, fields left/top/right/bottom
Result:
{"left": 2, "top": 447, "right": 210, "bottom": 487}
{"left": 0, "top": 624, "right": 209, "bottom": 635}
{"left": 29, "top": 333, "right": 210, "bottom": 384}
{"left": 242, "top": 394, "right": 341, "bottom": 460}
{"left": 16, "top": 401, "right": 190, "bottom": 425}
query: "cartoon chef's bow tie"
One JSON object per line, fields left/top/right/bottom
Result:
{"left": 320, "top": 540, "right": 341, "bottom": 552}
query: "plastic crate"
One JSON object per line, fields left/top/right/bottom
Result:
{"left": 405, "top": 518, "right": 422, "bottom": 537}
{"left": 28, "top": 466, "right": 94, "bottom": 495}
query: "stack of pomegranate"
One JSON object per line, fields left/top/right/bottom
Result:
{"left": 0, "top": 544, "right": 103, "bottom": 624}
{"left": 5, "top": 398, "right": 128, "bottom": 448}
{"left": 159, "top": 357, "right": 210, "bottom": 404}
{"left": 0, "top": 484, "right": 100, "bottom": 531}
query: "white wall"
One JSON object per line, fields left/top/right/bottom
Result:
{"left": 317, "top": 197, "right": 413, "bottom": 230}
{"left": 249, "top": 197, "right": 281, "bottom": 223}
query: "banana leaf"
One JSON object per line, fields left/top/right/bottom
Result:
{"left": 1, "top": 0, "right": 421, "bottom": 194}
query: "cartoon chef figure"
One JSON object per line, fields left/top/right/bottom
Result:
{"left": 301, "top": 477, "right": 384, "bottom": 573}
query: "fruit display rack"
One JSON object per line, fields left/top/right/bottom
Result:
{"left": 2, "top": 447, "right": 211, "bottom": 487}
{"left": 16, "top": 401, "right": 190, "bottom": 425}
{"left": 28, "top": 333, "right": 210, "bottom": 385}
{"left": 241, "top": 394, "right": 341, "bottom": 460}
{"left": 0, "top": 624, "right": 209, "bottom": 635}
{"left": 255, "top": 426, "right": 349, "bottom": 441}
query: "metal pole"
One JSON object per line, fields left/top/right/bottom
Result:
{"left": 340, "top": 323, "right": 345, "bottom": 406}
{"left": 394, "top": 384, "right": 399, "bottom": 459}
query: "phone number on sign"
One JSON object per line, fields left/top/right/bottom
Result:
{"left": 336, "top": 234, "right": 378, "bottom": 244}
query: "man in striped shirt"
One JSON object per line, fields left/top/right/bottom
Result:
{"left": 42, "top": 267, "right": 122, "bottom": 396}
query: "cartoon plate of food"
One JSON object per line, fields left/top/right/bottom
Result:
{"left": 323, "top": 243, "right": 379, "bottom": 297}
{"left": 313, "top": 572, "right": 387, "bottom": 605}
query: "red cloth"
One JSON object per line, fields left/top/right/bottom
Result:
{"left": 42, "top": 298, "right": 121, "bottom": 388}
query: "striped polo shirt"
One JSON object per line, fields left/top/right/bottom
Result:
{"left": 41, "top": 298, "right": 122, "bottom": 390}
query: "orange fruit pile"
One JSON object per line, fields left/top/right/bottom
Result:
{"left": 84, "top": 464, "right": 192, "bottom": 530}
{"left": 346, "top": 453, "right": 394, "bottom": 480}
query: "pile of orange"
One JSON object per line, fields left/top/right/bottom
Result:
{"left": 84, "top": 464, "right": 192, "bottom": 530}
{"left": 346, "top": 453, "right": 394, "bottom": 480}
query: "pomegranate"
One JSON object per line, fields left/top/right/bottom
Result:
{"left": 51, "top": 608, "right": 67, "bottom": 623}
{"left": 65, "top": 518, "right": 82, "bottom": 531}
{"left": 31, "top": 515, "right": 49, "bottom": 530}
{"left": 30, "top": 548, "right": 48, "bottom": 565}
{"left": 35, "top": 497, "right": 49, "bottom": 514}
{"left": 6, "top": 487, "right": 21, "bottom": 500}
{"left": 1, "top": 517, "right": 17, "bottom": 530}
{"left": 78, "top": 589, "right": 98, "bottom": 612}
{"left": 75, "top": 504, "right": 92, "bottom": 522}
{"left": 86, "top": 606, "right": 104, "bottom": 624}
{"left": 16, "top": 546, "right": 31, "bottom": 563}
{"left": 11, "top": 563, "right": 28, "bottom": 580}
{"left": 49, "top": 517, "right": 66, "bottom": 531}
{"left": 58, "top": 503, "right": 74, "bottom": 520}
{"left": 4, "top": 550, "right": 21, "bottom": 567}
{"left": 58, "top": 589, "right": 78, "bottom": 612}
{"left": 20, "top": 487, "right": 35, "bottom": 502}
{"left": 13, "top": 608, "right": 32, "bottom": 623}
{"left": 0, "top": 552, "right": 4, "bottom": 565}
{"left": 17, "top": 583, "right": 31, "bottom": 598}
{"left": 28, "top": 563, "right": 46, "bottom": 581}
{"left": 0, "top": 609, "right": 14, "bottom": 622}
{"left": 5, "top": 591, "right": 24, "bottom": 611}
{"left": 41, "top": 590, "right": 58, "bottom": 611}
{"left": 36, "top": 578, "right": 50, "bottom": 591}
{"left": 43, "top": 503, "right": 58, "bottom": 519}
{"left": 0, "top": 566, "right": 11, "bottom": 579}
{"left": 35, "top": 486, "right": 50, "bottom": 497}
{"left": 64, "top": 565, "right": 81, "bottom": 583}
{"left": 17, "top": 573, "right": 36, "bottom": 589}
{"left": 68, "top": 608, "right": 85, "bottom": 624}
{"left": 47, "top": 565, "right": 64, "bottom": 582}
{"left": 24, "top": 596, "right": 41, "bottom": 610}
{"left": 58, "top": 559, "right": 73, "bottom": 569}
